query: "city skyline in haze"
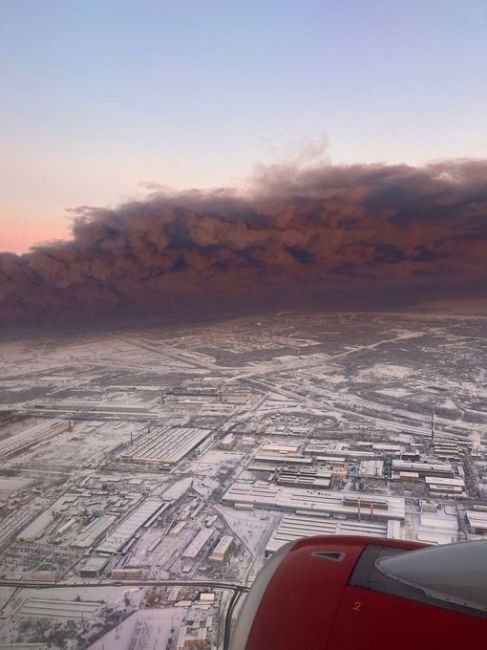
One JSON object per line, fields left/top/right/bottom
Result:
{"left": 1, "top": 0, "right": 487, "bottom": 253}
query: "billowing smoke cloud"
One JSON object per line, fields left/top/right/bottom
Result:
{"left": 1, "top": 159, "right": 487, "bottom": 332}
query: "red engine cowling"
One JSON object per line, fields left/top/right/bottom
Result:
{"left": 230, "top": 535, "right": 487, "bottom": 650}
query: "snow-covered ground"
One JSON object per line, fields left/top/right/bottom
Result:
{"left": 1, "top": 311, "right": 487, "bottom": 646}
{"left": 86, "top": 608, "right": 186, "bottom": 650}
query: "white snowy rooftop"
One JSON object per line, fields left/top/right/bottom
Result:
{"left": 265, "top": 513, "right": 389, "bottom": 554}
{"left": 121, "top": 426, "right": 212, "bottom": 464}
{"left": 97, "top": 498, "right": 164, "bottom": 554}
{"left": 223, "top": 480, "right": 405, "bottom": 520}
{"left": 466, "top": 510, "right": 487, "bottom": 531}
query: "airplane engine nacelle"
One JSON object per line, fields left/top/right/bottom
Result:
{"left": 230, "top": 535, "right": 487, "bottom": 650}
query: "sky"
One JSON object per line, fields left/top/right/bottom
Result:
{"left": 1, "top": 0, "right": 486, "bottom": 254}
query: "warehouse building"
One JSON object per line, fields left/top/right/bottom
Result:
{"left": 223, "top": 480, "right": 405, "bottom": 521}
{"left": 121, "top": 426, "right": 212, "bottom": 466}
{"left": 0, "top": 420, "right": 69, "bottom": 460}
{"left": 265, "top": 514, "right": 390, "bottom": 556}
{"left": 416, "top": 512, "right": 459, "bottom": 544}
{"left": 74, "top": 514, "right": 117, "bottom": 548}
{"left": 260, "top": 444, "right": 301, "bottom": 454}
{"left": 425, "top": 476, "right": 465, "bottom": 496}
{"left": 276, "top": 471, "right": 331, "bottom": 489}
{"left": 220, "top": 433, "right": 236, "bottom": 449}
{"left": 182, "top": 528, "right": 214, "bottom": 559}
{"left": 97, "top": 499, "right": 165, "bottom": 554}
{"left": 79, "top": 556, "right": 108, "bottom": 578}
{"left": 15, "top": 597, "right": 102, "bottom": 620}
{"left": 466, "top": 510, "right": 487, "bottom": 535}
{"left": 111, "top": 567, "right": 143, "bottom": 579}
{"left": 209, "top": 535, "right": 233, "bottom": 562}
{"left": 398, "top": 471, "right": 420, "bottom": 482}
{"left": 392, "top": 460, "right": 454, "bottom": 478}
{"left": 359, "top": 460, "right": 384, "bottom": 478}
{"left": 253, "top": 453, "right": 312, "bottom": 466}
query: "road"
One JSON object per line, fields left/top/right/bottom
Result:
{"left": 223, "top": 589, "right": 245, "bottom": 650}
{"left": 0, "top": 577, "right": 249, "bottom": 592}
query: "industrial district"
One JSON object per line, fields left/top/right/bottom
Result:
{"left": 0, "top": 310, "right": 486, "bottom": 649}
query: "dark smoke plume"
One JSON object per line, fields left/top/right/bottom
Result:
{"left": 1, "top": 160, "right": 487, "bottom": 333}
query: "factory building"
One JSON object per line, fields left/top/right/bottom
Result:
{"left": 176, "top": 607, "right": 212, "bottom": 649}
{"left": 433, "top": 442, "right": 464, "bottom": 461}
{"left": 316, "top": 455, "right": 347, "bottom": 464}
{"left": 79, "top": 556, "right": 108, "bottom": 578}
{"left": 121, "top": 426, "right": 212, "bottom": 466}
{"left": 199, "top": 592, "right": 215, "bottom": 604}
{"left": 359, "top": 460, "right": 384, "bottom": 478}
{"left": 97, "top": 499, "right": 165, "bottom": 554}
{"left": 416, "top": 512, "right": 459, "bottom": 545}
{"left": 182, "top": 528, "right": 214, "bottom": 559}
{"left": 176, "top": 627, "right": 207, "bottom": 649}
{"left": 392, "top": 460, "right": 454, "bottom": 478}
{"left": 304, "top": 443, "right": 377, "bottom": 461}
{"left": 209, "top": 535, "right": 233, "bottom": 562}
{"left": 220, "top": 433, "right": 236, "bottom": 450}
{"left": 74, "top": 514, "right": 117, "bottom": 548}
{"left": 260, "top": 444, "right": 301, "bottom": 455}
{"left": 398, "top": 471, "right": 420, "bottom": 482}
{"left": 15, "top": 597, "right": 102, "bottom": 620}
{"left": 466, "top": 510, "right": 487, "bottom": 535}
{"left": 372, "top": 443, "right": 403, "bottom": 454}
{"left": 275, "top": 471, "right": 331, "bottom": 489}
{"left": 253, "top": 453, "right": 312, "bottom": 466}
{"left": 400, "top": 451, "right": 421, "bottom": 462}
{"left": 387, "top": 520, "right": 402, "bottom": 540}
{"left": 304, "top": 443, "right": 346, "bottom": 457}
{"left": 0, "top": 420, "right": 69, "bottom": 460}
{"left": 223, "top": 480, "right": 405, "bottom": 521}
{"left": 30, "top": 570, "right": 58, "bottom": 582}
{"left": 18, "top": 510, "right": 55, "bottom": 542}
{"left": 111, "top": 567, "right": 143, "bottom": 579}
{"left": 265, "top": 514, "right": 390, "bottom": 556}
{"left": 425, "top": 476, "right": 465, "bottom": 496}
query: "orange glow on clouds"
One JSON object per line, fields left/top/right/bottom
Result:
{"left": 0, "top": 212, "right": 71, "bottom": 254}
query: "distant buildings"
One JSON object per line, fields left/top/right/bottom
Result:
{"left": 120, "top": 426, "right": 212, "bottom": 466}
{"left": 265, "top": 514, "right": 390, "bottom": 556}
{"left": 392, "top": 460, "right": 454, "bottom": 478}
{"left": 223, "top": 480, "right": 405, "bottom": 521}
{"left": 0, "top": 420, "right": 69, "bottom": 460}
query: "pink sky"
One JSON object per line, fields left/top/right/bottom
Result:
{"left": 1, "top": 1, "right": 486, "bottom": 255}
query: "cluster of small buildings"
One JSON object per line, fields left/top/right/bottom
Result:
{"left": 176, "top": 604, "right": 214, "bottom": 649}
{"left": 217, "top": 429, "right": 487, "bottom": 559}
{"left": 392, "top": 460, "right": 466, "bottom": 495}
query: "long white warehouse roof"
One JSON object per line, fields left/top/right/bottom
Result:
{"left": 266, "top": 514, "right": 389, "bottom": 554}
{"left": 223, "top": 480, "right": 405, "bottom": 520}
{"left": 97, "top": 498, "right": 164, "bottom": 553}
